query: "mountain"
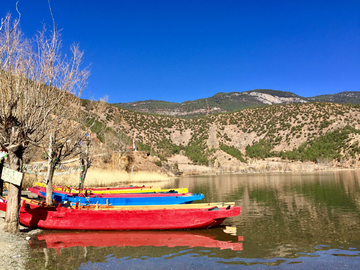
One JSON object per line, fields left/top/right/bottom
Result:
{"left": 113, "top": 89, "right": 308, "bottom": 117}
{"left": 79, "top": 99, "right": 360, "bottom": 173}
{"left": 307, "top": 91, "right": 360, "bottom": 104}
{"left": 113, "top": 89, "right": 360, "bottom": 118}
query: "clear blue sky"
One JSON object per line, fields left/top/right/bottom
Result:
{"left": 1, "top": 0, "right": 359, "bottom": 103}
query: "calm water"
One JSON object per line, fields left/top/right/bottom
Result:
{"left": 28, "top": 171, "right": 360, "bottom": 269}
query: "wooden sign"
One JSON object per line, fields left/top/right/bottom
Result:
{"left": 1, "top": 167, "right": 24, "bottom": 186}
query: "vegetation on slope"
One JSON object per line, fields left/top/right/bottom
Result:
{"left": 219, "top": 143, "right": 246, "bottom": 162}
{"left": 276, "top": 126, "right": 360, "bottom": 162}
{"left": 78, "top": 99, "right": 360, "bottom": 168}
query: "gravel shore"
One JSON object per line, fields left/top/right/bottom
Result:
{"left": 0, "top": 191, "right": 43, "bottom": 270}
{"left": 0, "top": 210, "right": 30, "bottom": 270}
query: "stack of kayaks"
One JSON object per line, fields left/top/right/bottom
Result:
{"left": 0, "top": 182, "right": 241, "bottom": 230}
{"left": 27, "top": 186, "right": 204, "bottom": 206}
{"left": 0, "top": 197, "right": 240, "bottom": 230}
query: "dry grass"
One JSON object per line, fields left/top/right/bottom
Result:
{"left": 22, "top": 168, "right": 170, "bottom": 189}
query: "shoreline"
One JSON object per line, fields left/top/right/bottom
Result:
{"left": 179, "top": 166, "right": 360, "bottom": 177}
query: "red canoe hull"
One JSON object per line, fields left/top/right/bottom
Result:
{"left": 0, "top": 199, "right": 5, "bottom": 212}
{"left": 19, "top": 203, "right": 240, "bottom": 230}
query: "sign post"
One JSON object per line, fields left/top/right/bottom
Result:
{"left": 1, "top": 167, "right": 24, "bottom": 187}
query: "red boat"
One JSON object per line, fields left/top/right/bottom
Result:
{"left": 0, "top": 199, "right": 241, "bottom": 230}
{"left": 0, "top": 197, "right": 5, "bottom": 212}
{"left": 35, "top": 229, "right": 244, "bottom": 251}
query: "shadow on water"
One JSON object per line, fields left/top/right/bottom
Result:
{"left": 27, "top": 171, "right": 360, "bottom": 269}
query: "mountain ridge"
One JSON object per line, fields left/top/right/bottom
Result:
{"left": 112, "top": 89, "right": 360, "bottom": 118}
{"left": 113, "top": 89, "right": 360, "bottom": 118}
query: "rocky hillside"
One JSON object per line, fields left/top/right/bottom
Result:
{"left": 112, "top": 90, "right": 360, "bottom": 118}
{"left": 309, "top": 91, "right": 360, "bottom": 104}
{"left": 79, "top": 100, "right": 360, "bottom": 173}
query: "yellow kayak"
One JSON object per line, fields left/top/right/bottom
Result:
{"left": 34, "top": 182, "right": 189, "bottom": 194}
{"left": 18, "top": 197, "right": 235, "bottom": 211}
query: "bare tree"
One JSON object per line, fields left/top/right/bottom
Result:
{"left": 43, "top": 110, "right": 91, "bottom": 204}
{"left": 117, "top": 128, "right": 125, "bottom": 170}
{"left": 42, "top": 77, "right": 90, "bottom": 203}
{"left": 77, "top": 96, "right": 109, "bottom": 189}
{"left": 0, "top": 13, "right": 89, "bottom": 232}
{"left": 78, "top": 135, "right": 91, "bottom": 189}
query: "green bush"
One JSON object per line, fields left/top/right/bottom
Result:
{"left": 154, "top": 160, "right": 162, "bottom": 167}
{"left": 219, "top": 143, "right": 246, "bottom": 162}
{"left": 246, "top": 140, "right": 273, "bottom": 159}
{"left": 184, "top": 139, "right": 210, "bottom": 165}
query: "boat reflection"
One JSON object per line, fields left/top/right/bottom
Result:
{"left": 32, "top": 227, "right": 243, "bottom": 252}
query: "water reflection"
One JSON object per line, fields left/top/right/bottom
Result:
{"left": 27, "top": 171, "right": 360, "bottom": 269}
{"left": 32, "top": 228, "right": 243, "bottom": 251}
{"left": 29, "top": 228, "right": 243, "bottom": 269}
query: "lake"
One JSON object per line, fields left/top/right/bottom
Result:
{"left": 27, "top": 171, "right": 360, "bottom": 269}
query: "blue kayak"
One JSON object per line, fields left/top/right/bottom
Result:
{"left": 37, "top": 190, "right": 205, "bottom": 206}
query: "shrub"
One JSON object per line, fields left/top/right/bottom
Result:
{"left": 219, "top": 144, "right": 246, "bottom": 162}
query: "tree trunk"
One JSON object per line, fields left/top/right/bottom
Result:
{"left": 45, "top": 133, "right": 56, "bottom": 204}
{"left": 79, "top": 139, "right": 90, "bottom": 190}
{"left": 45, "top": 160, "right": 56, "bottom": 205}
{"left": 119, "top": 151, "right": 122, "bottom": 171}
{"left": 3, "top": 146, "right": 23, "bottom": 233}
{"left": 79, "top": 158, "right": 88, "bottom": 190}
